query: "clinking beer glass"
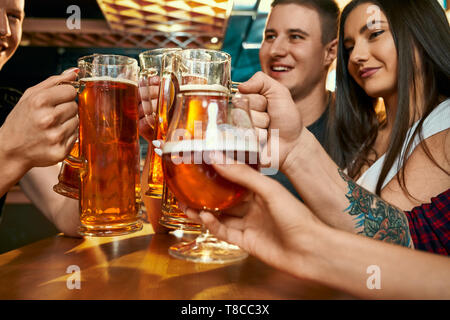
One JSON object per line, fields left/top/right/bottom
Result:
{"left": 76, "top": 54, "right": 142, "bottom": 237}
{"left": 156, "top": 51, "right": 202, "bottom": 233}
{"left": 139, "top": 48, "right": 181, "bottom": 199}
{"left": 162, "top": 49, "right": 259, "bottom": 264}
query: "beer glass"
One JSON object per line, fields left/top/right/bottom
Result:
{"left": 156, "top": 50, "right": 204, "bottom": 233}
{"left": 162, "top": 49, "right": 259, "bottom": 263}
{"left": 77, "top": 54, "right": 142, "bottom": 237}
{"left": 139, "top": 48, "right": 181, "bottom": 198}
{"left": 163, "top": 92, "right": 258, "bottom": 263}
{"left": 53, "top": 140, "right": 81, "bottom": 199}
{"left": 159, "top": 181, "right": 202, "bottom": 233}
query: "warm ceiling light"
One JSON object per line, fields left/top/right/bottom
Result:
{"left": 96, "top": 0, "right": 234, "bottom": 48}
{"left": 336, "top": 0, "right": 351, "bottom": 9}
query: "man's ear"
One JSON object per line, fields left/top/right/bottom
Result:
{"left": 324, "top": 38, "right": 338, "bottom": 68}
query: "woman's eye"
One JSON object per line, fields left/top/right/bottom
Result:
{"left": 369, "top": 30, "right": 385, "bottom": 40}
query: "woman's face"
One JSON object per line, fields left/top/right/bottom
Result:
{"left": 343, "top": 3, "right": 398, "bottom": 100}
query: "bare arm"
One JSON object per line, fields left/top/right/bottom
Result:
{"left": 283, "top": 127, "right": 449, "bottom": 247}
{"left": 19, "top": 165, "right": 80, "bottom": 237}
{"left": 282, "top": 129, "right": 414, "bottom": 247}
{"left": 185, "top": 158, "right": 450, "bottom": 299}
{"left": 308, "top": 221, "right": 449, "bottom": 299}
{"left": 0, "top": 136, "right": 29, "bottom": 197}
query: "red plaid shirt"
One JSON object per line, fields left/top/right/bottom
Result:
{"left": 404, "top": 189, "right": 450, "bottom": 255}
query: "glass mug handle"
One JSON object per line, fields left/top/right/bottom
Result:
{"left": 58, "top": 80, "right": 82, "bottom": 93}
{"left": 56, "top": 80, "right": 86, "bottom": 175}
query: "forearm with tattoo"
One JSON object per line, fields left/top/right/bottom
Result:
{"left": 338, "top": 169, "right": 413, "bottom": 248}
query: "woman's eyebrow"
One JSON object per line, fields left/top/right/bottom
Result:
{"left": 359, "top": 20, "right": 388, "bottom": 34}
{"left": 344, "top": 20, "right": 388, "bottom": 42}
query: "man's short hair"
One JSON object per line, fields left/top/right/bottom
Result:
{"left": 271, "top": 0, "right": 340, "bottom": 44}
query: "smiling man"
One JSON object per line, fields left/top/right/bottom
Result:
{"left": 258, "top": 0, "right": 340, "bottom": 198}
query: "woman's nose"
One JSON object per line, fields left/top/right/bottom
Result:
{"left": 349, "top": 41, "right": 370, "bottom": 65}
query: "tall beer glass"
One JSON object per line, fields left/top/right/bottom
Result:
{"left": 139, "top": 48, "right": 181, "bottom": 198}
{"left": 156, "top": 51, "right": 203, "bottom": 233}
{"left": 162, "top": 49, "right": 258, "bottom": 264}
{"left": 77, "top": 54, "right": 142, "bottom": 237}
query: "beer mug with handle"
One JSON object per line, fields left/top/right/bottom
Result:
{"left": 76, "top": 54, "right": 142, "bottom": 237}
{"left": 139, "top": 48, "right": 181, "bottom": 199}
{"left": 156, "top": 51, "right": 202, "bottom": 233}
{"left": 162, "top": 49, "right": 259, "bottom": 264}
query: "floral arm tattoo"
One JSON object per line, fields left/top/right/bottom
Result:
{"left": 338, "top": 169, "right": 413, "bottom": 248}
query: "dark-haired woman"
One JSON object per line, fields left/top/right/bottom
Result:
{"left": 183, "top": 0, "right": 449, "bottom": 299}
{"left": 237, "top": 0, "right": 449, "bottom": 253}
{"left": 327, "top": 0, "right": 449, "bottom": 253}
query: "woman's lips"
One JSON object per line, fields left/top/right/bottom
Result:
{"left": 359, "top": 67, "right": 380, "bottom": 79}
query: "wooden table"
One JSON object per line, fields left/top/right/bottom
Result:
{"left": 0, "top": 223, "right": 350, "bottom": 300}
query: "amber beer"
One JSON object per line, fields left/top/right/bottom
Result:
{"left": 162, "top": 141, "right": 258, "bottom": 211}
{"left": 146, "top": 73, "right": 179, "bottom": 197}
{"left": 53, "top": 141, "right": 82, "bottom": 199}
{"left": 146, "top": 73, "right": 206, "bottom": 197}
{"left": 78, "top": 77, "right": 141, "bottom": 235}
{"left": 159, "top": 181, "right": 203, "bottom": 232}
{"left": 177, "top": 84, "right": 230, "bottom": 137}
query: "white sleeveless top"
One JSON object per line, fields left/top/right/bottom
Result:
{"left": 355, "top": 99, "right": 450, "bottom": 193}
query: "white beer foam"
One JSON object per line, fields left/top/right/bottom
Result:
{"left": 163, "top": 138, "right": 258, "bottom": 154}
{"left": 80, "top": 76, "right": 138, "bottom": 87}
{"left": 179, "top": 84, "right": 228, "bottom": 93}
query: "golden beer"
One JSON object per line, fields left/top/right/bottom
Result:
{"left": 164, "top": 50, "right": 252, "bottom": 264}
{"left": 162, "top": 87, "right": 258, "bottom": 211}
{"left": 53, "top": 140, "right": 81, "bottom": 199}
{"left": 146, "top": 73, "right": 178, "bottom": 197}
{"left": 163, "top": 147, "right": 258, "bottom": 211}
{"left": 78, "top": 77, "right": 142, "bottom": 236}
{"left": 140, "top": 48, "right": 181, "bottom": 198}
{"left": 159, "top": 181, "right": 202, "bottom": 232}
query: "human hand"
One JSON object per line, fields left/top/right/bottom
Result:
{"left": 183, "top": 152, "right": 325, "bottom": 275}
{"left": 0, "top": 68, "right": 79, "bottom": 171}
{"left": 138, "top": 75, "right": 160, "bottom": 141}
{"left": 238, "top": 72, "right": 304, "bottom": 170}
